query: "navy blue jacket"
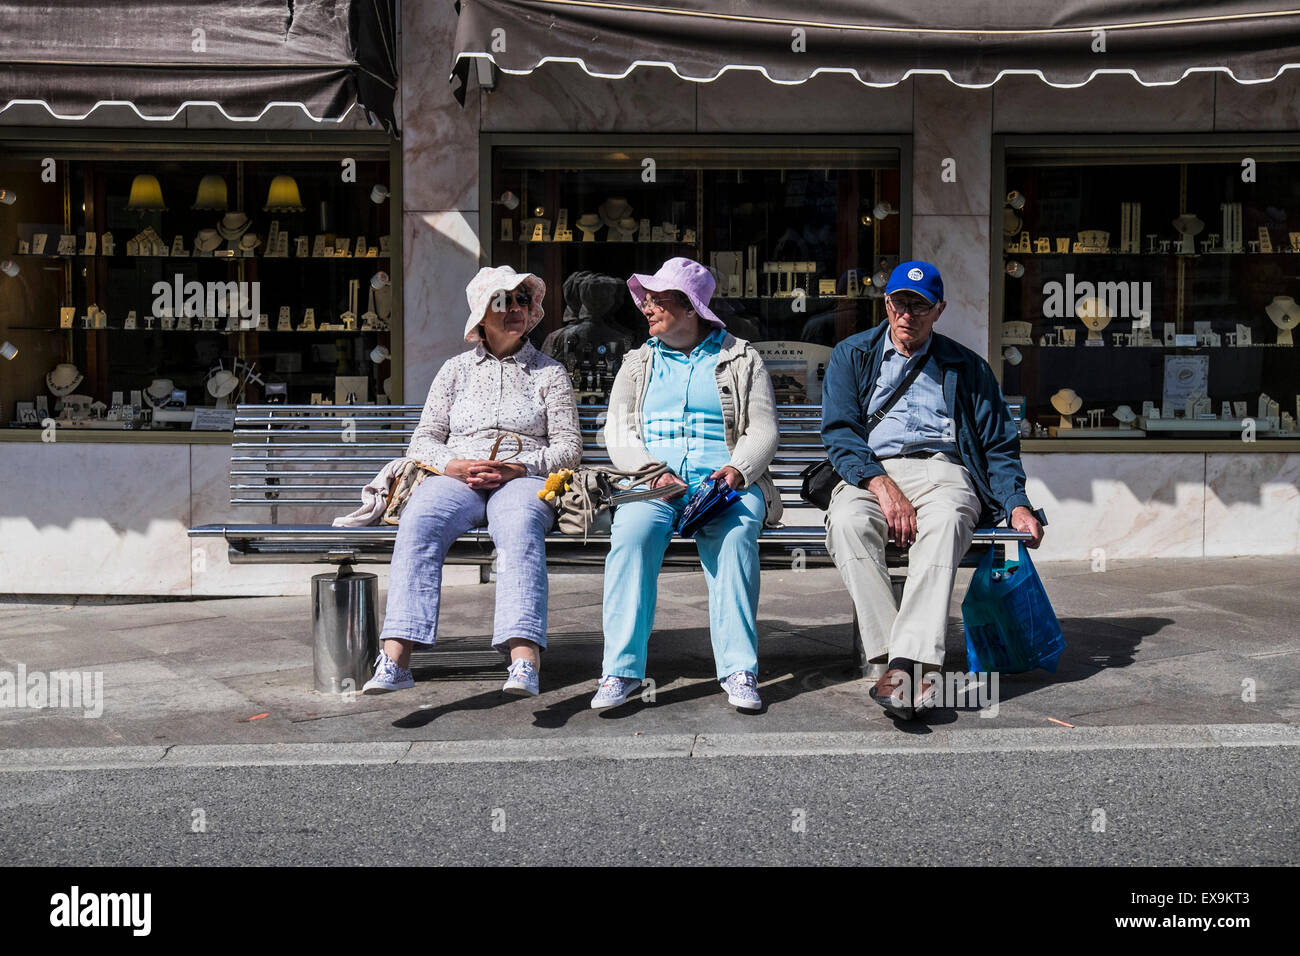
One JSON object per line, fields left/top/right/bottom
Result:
{"left": 820, "top": 324, "right": 1033, "bottom": 526}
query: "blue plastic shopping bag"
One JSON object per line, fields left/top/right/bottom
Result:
{"left": 962, "top": 542, "right": 1065, "bottom": 673}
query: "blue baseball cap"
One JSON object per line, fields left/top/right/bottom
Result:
{"left": 885, "top": 260, "right": 944, "bottom": 304}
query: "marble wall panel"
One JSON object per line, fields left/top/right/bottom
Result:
{"left": 913, "top": 77, "right": 991, "bottom": 217}
{"left": 403, "top": 211, "right": 482, "bottom": 398}
{"left": 993, "top": 73, "right": 1215, "bottom": 133}
{"left": 1204, "top": 452, "right": 1300, "bottom": 556}
{"left": 698, "top": 72, "right": 912, "bottom": 132}
{"left": 0, "top": 442, "right": 192, "bottom": 594}
{"left": 911, "top": 214, "right": 992, "bottom": 360}
{"left": 402, "top": 0, "right": 479, "bottom": 211}
{"left": 1021, "top": 453, "right": 1207, "bottom": 561}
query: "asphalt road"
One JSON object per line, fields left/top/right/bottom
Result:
{"left": 0, "top": 746, "right": 1293, "bottom": 866}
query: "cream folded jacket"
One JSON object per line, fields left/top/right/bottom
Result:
{"left": 602, "top": 332, "right": 784, "bottom": 526}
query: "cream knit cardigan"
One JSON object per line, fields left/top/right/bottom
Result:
{"left": 601, "top": 332, "right": 784, "bottom": 526}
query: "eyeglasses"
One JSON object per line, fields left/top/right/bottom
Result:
{"left": 494, "top": 290, "right": 532, "bottom": 309}
{"left": 886, "top": 295, "right": 936, "bottom": 317}
{"left": 643, "top": 293, "right": 686, "bottom": 312}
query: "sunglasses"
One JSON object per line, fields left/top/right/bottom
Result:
{"left": 494, "top": 290, "right": 532, "bottom": 309}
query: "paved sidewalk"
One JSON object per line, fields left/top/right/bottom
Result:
{"left": 1, "top": 557, "right": 1297, "bottom": 751}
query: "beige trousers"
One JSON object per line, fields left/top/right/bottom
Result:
{"left": 825, "top": 454, "right": 980, "bottom": 670}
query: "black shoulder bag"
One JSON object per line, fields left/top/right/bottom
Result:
{"left": 801, "top": 358, "right": 929, "bottom": 510}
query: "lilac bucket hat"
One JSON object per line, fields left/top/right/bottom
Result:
{"left": 463, "top": 265, "right": 546, "bottom": 343}
{"left": 627, "top": 257, "right": 724, "bottom": 329}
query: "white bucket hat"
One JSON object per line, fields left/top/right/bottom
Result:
{"left": 463, "top": 265, "right": 546, "bottom": 343}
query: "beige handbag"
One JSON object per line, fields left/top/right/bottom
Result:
{"left": 382, "top": 432, "right": 523, "bottom": 525}
{"left": 540, "top": 462, "right": 679, "bottom": 538}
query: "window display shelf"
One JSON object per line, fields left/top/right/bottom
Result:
{"left": 998, "top": 139, "right": 1300, "bottom": 444}
{"left": 0, "top": 136, "right": 396, "bottom": 428}
{"left": 488, "top": 136, "right": 904, "bottom": 404}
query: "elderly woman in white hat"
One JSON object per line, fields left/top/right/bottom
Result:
{"left": 591, "top": 257, "right": 782, "bottom": 712}
{"left": 364, "top": 265, "right": 582, "bottom": 697}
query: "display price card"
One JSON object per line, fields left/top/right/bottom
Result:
{"left": 190, "top": 408, "right": 237, "bottom": 431}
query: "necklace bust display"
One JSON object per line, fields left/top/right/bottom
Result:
{"left": 46, "top": 363, "right": 84, "bottom": 397}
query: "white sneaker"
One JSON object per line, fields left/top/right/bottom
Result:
{"left": 590, "top": 675, "right": 643, "bottom": 710}
{"left": 721, "top": 671, "right": 762, "bottom": 710}
{"left": 362, "top": 651, "right": 414, "bottom": 694}
{"left": 503, "top": 659, "right": 540, "bottom": 696}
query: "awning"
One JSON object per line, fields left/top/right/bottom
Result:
{"left": 451, "top": 0, "right": 1300, "bottom": 103}
{"left": 0, "top": 0, "right": 399, "bottom": 134}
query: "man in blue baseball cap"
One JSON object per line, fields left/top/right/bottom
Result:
{"left": 820, "top": 259, "right": 1043, "bottom": 720}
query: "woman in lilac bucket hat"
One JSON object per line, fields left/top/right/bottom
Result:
{"left": 591, "top": 257, "right": 783, "bottom": 712}
{"left": 363, "top": 265, "right": 582, "bottom": 698}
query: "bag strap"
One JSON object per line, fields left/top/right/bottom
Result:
{"left": 866, "top": 357, "right": 928, "bottom": 431}
{"left": 488, "top": 432, "right": 523, "bottom": 462}
{"left": 597, "top": 461, "right": 673, "bottom": 491}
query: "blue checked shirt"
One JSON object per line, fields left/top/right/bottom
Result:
{"left": 866, "top": 336, "right": 958, "bottom": 459}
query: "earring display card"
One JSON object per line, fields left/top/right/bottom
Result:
{"left": 335, "top": 376, "right": 368, "bottom": 406}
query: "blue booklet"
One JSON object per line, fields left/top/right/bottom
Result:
{"left": 676, "top": 476, "right": 741, "bottom": 538}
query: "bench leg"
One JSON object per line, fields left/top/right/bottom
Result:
{"left": 479, "top": 559, "right": 494, "bottom": 584}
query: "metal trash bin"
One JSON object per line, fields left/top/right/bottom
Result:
{"left": 311, "top": 568, "right": 379, "bottom": 694}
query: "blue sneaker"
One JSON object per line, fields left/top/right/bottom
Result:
{"left": 503, "top": 659, "right": 540, "bottom": 696}
{"left": 721, "top": 671, "right": 762, "bottom": 710}
{"left": 590, "top": 675, "right": 643, "bottom": 710}
{"left": 362, "top": 651, "right": 414, "bottom": 694}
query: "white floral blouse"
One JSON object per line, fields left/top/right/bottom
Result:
{"left": 406, "top": 339, "right": 582, "bottom": 477}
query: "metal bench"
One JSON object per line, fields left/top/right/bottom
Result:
{"left": 189, "top": 403, "right": 1038, "bottom": 682}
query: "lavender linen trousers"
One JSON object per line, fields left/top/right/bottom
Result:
{"left": 379, "top": 473, "right": 555, "bottom": 651}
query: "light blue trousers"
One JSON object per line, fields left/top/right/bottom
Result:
{"left": 380, "top": 474, "right": 554, "bottom": 651}
{"left": 601, "top": 484, "right": 766, "bottom": 681}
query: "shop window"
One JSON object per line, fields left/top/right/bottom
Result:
{"left": 1001, "top": 145, "right": 1300, "bottom": 441}
{"left": 0, "top": 142, "right": 394, "bottom": 434}
{"left": 489, "top": 142, "right": 902, "bottom": 406}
